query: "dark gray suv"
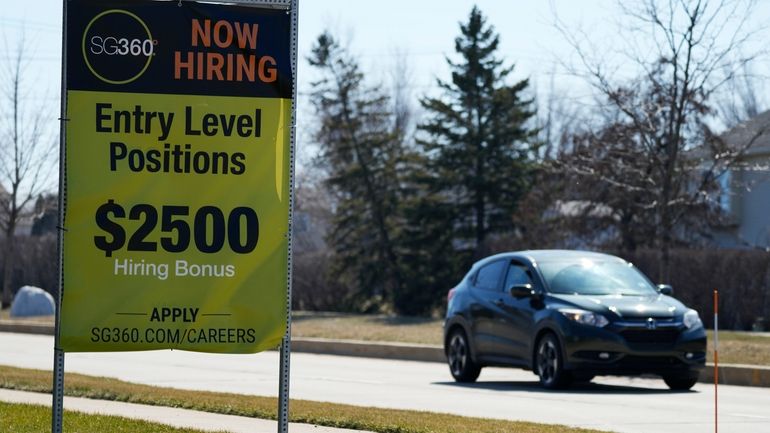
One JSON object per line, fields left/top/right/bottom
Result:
{"left": 443, "top": 250, "right": 706, "bottom": 390}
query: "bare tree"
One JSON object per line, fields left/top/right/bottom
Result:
{"left": 555, "top": 0, "right": 767, "bottom": 280}
{"left": 0, "top": 36, "right": 57, "bottom": 308}
{"left": 291, "top": 170, "right": 340, "bottom": 311}
{"left": 535, "top": 70, "right": 585, "bottom": 160}
{"left": 715, "top": 62, "right": 767, "bottom": 128}
{"left": 389, "top": 48, "right": 415, "bottom": 145}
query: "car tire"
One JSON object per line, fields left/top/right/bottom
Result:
{"left": 446, "top": 329, "right": 481, "bottom": 383}
{"left": 536, "top": 333, "right": 571, "bottom": 389}
{"left": 663, "top": 376, "right": 698, "bottom": 391}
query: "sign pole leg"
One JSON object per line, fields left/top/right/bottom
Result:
{"left": 714, "top": 289, "right": 719, "bottom": 433}
{"left": 52, "top": 349, "right": 65, "bottom": 433}
{"left": 53, "top": 0, "right": 68, "bottom": 431}
{"left": 277, "top": 335, "right": 291, "bottom": 433}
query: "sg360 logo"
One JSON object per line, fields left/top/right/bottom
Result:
{"left": 82, "top": 9, "right": 155, "bottom": 84}
{"left": 89, "top": 36, "right": 155, "bottom": 57}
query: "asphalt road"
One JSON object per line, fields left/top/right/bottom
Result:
{"left": 2, "top": 332, "right": 769, "bottom": 433}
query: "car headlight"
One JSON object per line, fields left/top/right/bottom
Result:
{"left": 559, "top": 308, "right": 609, "bottom": 327}
{"left": 683, "top": 309, "right": 702, "bottom": 329}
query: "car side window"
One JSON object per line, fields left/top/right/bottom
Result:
{"left": 503, "top": 262, "right": 533, "bottom": 291}
{"left": 474, "top": 260, "right": 507, "bottom": 291}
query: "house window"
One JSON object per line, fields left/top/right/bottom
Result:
{"left": 717, "top": 170, "right": 731, "bottom": 213}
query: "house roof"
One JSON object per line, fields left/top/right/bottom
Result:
{"left": 722, "top": 110, "right": 770, "bottom": 157}
{"left": 545, "top": 200, "right": 616, "bottom": 219}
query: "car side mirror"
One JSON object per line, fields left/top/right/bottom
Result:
{"left": 510, "top": 283, "right": 534, "bottom": 299}
{"left": 657, "top": 284, "right": 674, "bottom": 296}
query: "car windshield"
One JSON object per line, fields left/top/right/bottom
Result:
{"left": 538, "top": 258, "right": 658, "bottom": 296}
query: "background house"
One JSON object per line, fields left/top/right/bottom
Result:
{"left": 712, "top": 110, "right": 770, "bottom": 249}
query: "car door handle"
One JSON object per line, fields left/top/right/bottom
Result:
{"left": 494, "top": 299, "right": 505, "bottom": 307}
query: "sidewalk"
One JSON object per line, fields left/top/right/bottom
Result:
{"left": 0, "top": 388, "right": 371, "bottom": 433}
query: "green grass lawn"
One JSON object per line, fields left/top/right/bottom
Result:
{"left": 0, "top": 365, "right": 608, "bottom": 433}
{"left": 0, "top": 401, "right": 224, "bottom": 433}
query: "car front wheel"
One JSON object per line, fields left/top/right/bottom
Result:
{"left": 446, "top": 329, "right": 481, "bottom": 382}
{"left": 663, "top": 376, "right": 698, "bottom": 391}
{"left": 536, "top": 333, "right": 571, "bottom": 389}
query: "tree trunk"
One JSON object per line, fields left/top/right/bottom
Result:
{"left": 474, "top": 125, "right": 486, "bottom": 258}
{"left": 1, "top": 232, "right": 16, "bottom": 309}
{"left": 619, "top": 212, "right": 637, "bottom": 254}
{"left": 659, "top": 177, "right": 673, "bottom": 284}
{"left": 474, "top": 185, "right": 486, "bottom": 258}
{"left": 338, "top": 93, "right": 404, "bottom": 300}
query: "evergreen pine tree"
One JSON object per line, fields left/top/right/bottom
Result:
{"left": 308, "top": 32, "right": 405, "bottom": 311}
{"left": 418, "top": 6, "right": 538, "bottom": 258}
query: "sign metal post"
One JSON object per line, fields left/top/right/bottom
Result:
{"left": 714, "top": 288, "right": 719, "bottom": 433}
{"left": 278, "top": 0, "right": 298, "bottom": 431}
{"left": 53, "top": 0, "right": 69, "bottom": 430}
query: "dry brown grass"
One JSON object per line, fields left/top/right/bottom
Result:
{"left": 706, "top": 330, "right": 770, "bottom": 365}
{"left": 0, "top": 309, "right": 54, "bottom": 324}
{"left": 292, "top": 311, "right": 442, "bottom": 344}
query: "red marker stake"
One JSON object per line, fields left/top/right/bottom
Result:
{"left": 714, "top": 288, "right": 719, "bottom": 433}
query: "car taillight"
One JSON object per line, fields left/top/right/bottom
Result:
{"left": 447, "top": 288, "right": 457, "bottom": 303}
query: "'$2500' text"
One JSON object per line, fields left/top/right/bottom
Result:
{"left": 93, "top": 200, "right": 259, "bottom": 257}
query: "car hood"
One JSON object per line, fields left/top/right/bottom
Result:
{"left": 549, "top": 293, "right": 687, "bottom": 319}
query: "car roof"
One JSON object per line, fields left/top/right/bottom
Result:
{"left": 477, "top": 249, "right": 628, "bottom": 268}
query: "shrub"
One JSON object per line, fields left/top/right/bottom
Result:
{"left": 620, "top": 249, "right": 770, "bottom": 330}
{"left": 2, "top": 234, "right": 59, "bottom": 302}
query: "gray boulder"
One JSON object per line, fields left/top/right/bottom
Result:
{"left": 10, "top": 286, "right": 55, "bottom": 317}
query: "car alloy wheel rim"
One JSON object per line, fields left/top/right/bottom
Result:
{"left": 537, "top": 339, "right": 558, "bottom": 384}
{"left": 449, "top": 334, "right": 467, "bottom": 376}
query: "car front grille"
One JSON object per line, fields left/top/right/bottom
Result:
{"left": 620, "top": 329, "right": 680, "bottom": 347}
{"left": 617, "top": 355, "right": 686, "bottom": 370}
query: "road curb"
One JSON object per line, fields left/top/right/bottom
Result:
{"left": 291, "top": 337, "right": 445, "bottom": 363}
{"left": 699, "top": 363, "right": 770, "bottom": 387}
{"left": 0, "top": 320, "right": 54, "bottom": 336}
{"left": 3, "top": 320, "right": 769, "bottom": 388}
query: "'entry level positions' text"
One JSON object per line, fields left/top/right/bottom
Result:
{"left": 95, "top": 103, "right": 262, "bottom": 141}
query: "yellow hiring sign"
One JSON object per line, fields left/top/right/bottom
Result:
{"left": 60, "top": 0, "right": 293, "bottom": 353}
